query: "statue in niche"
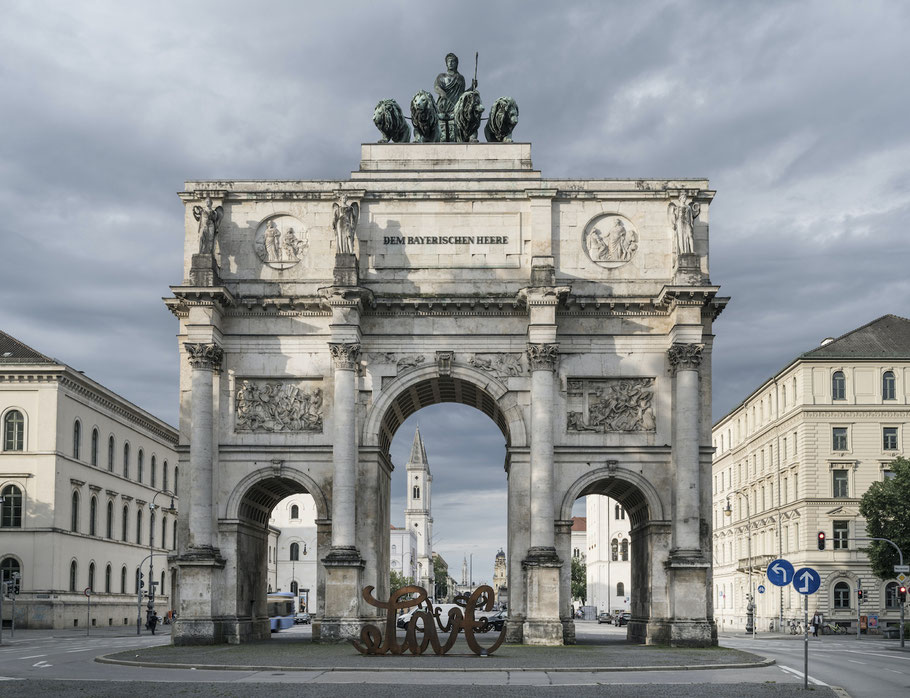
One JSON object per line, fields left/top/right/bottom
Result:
{"left": 254, "top": 216, "right": 309, "bottom": 269}
{"left": 410, "top": 90, "right": 441, "bottom": 143}
{"left": 484, "top": 97, "right": 519, "bottom": 143}
{"left": 584, "top": 216, "right": 638, "bottom": 265}
{"left": 265, "top": 220, "right": 281, "bottom": 260}
{"left": 193, "top": 197, "right": 224, "bottom": 255}
{"left": 373, "top": 99, "right": 410, "bottom": 143}
{"left": 333, "top": 196, "right": 360, "bottom": 255}
{"left": 668, "top": 191, "right": 700, "bottom": 255}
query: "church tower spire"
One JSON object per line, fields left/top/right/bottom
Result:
{"left": 405, "top": 425, "right": 434, "bottom": 592}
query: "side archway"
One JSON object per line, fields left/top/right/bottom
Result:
{"left": 224, "top": 466, "right": 330, "bottom": 526}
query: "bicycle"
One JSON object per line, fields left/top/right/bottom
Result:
{"left": 788, "top": 618, "right": 803, "bottom": 635}
{"left": 822, "top": 622, "right": 846, "bottom": 635}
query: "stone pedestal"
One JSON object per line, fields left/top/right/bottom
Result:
{"left": 333, "top": 253, "right": 359, "bottom": 286}
{"left": 172, "top": 547, "right": 226, "bottom": 646}
{"left": 522, "top": 549, "right": 563, "bottom": 645}
{"left": 317, "top": 547, "right": 365, "bottom": 641}
{"left": 665, "top": 553, "right": 715, "bottom": 647}
{"left": 673, "top": 252, "right": 705, "bottom": 285}
{"left": 189, "top": 253, "right": 220, "bottom": 286}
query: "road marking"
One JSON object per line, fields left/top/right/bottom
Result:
{"left": 887, "top": 669, "right": 903, "bottom": 674}
{"left": 65, "top": 648, "right": 93, "bottom": 653}
{"left": 32, "top": 661, "right": 51, "bottom": 668}
{"left": 847, "top": 659, "right": 867, "bottom": 664}
{"left": 778, "top": 664, "right": 829, "bottom": 686}
{"left": 18, "top": 654, "right": 46, "bottom": 660}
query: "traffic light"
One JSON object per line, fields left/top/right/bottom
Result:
{"left": 857, "top": 589, "right": 864, "bottom": 602}
{"left": 138, "top": 571, "right": 145, "bottom": 589}
{"left": 12, "top": 574, "right": 20, "bottom": 595}
{"left": 900, "top": 586, "right": 907, "bottom": 603}
{"left": 817, "top": 531, "right": 826, "bottom": 550}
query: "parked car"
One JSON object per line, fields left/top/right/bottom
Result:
{"left": 488, "top": 610, "right": 508, "bottom": 632}
{"left": 616, "top": 612, "right": 631, "bottom": 627}
{"left": 597, "top": 612, "right": 612, "bottom": 624}
{"left": 294, "top": 612, "right": 311, "bottom": 625}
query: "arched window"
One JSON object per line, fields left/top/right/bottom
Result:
{"left": 69, "top": 560, "right": 77, "bottom": 592}
{"left": 73, "top": 419, "right": 81, "bottom": 459}
{"left": 833, "top": 581, "right": 850, "bottom": 609}
{"left": 71, "top": 491, "right": 80, "bottom": 532}
{"left": 611, "top": 539, "right": 618, "bottom": 562}
{"left": 161, "top": 516, "right": 167, "bottom": 551}
{"left": 160, "top": 570, "right": 165, "bottom": 594}
{"left": 151, "top": 456, "right": 157, "bottom": 488}
{"left": 89, "top": 496, "right": 97, "bottom": 536}
{"left": 88, "top": 562, "right": 95, "bottom": 592}
{"left": 0, "top": 558, "right": 20, "bottom": 587}
{"left": 883, "top": 371, "right": 896, "bottom": 400}
{"left": 617, "top": 582, "right": 624, "bottom": 597}
{"left": 413, "top": 486, "right": 420, "bottom": 499}
{"left": 137, "top": 449, "right": 144, "bottom": 483}
{"left": 174, "top": 467, "right": 179, "bottom": 495}
{"left": 290, "top": 504, "right": 299, "bottom": 519}
{"left": 3, "top": 410, "right": 24, "bottom": 451}
{"left": 832, "top": 371, "right": 846, "bottom": 400}
{"left": 573, "top": 547, "right": 580, "bottom": 558}
{"left": 123, "top": 443, "right": 130, "bottom": 478}
{"left": 108, "top": 436, "right": 114, "bottom": 471}
{"left": 163, "top": 461, "right": 169, "bottom": 491}
{"left": 290, "top": 542, "right": 300, "bottom": 561}
{"left": 173, "top": 523, "right": 177, "bottom": 550}
{"left": 136, "top": 509, "right": 142, "bottom": 545}
{"left": 149, "top": 512, "right": 155, "bottom": 547}
{"left": 91, "top": 428, "right": 99, "bottom": 466}
{"left": 621, "top": 540, "right": 629, "bottom": 561}
{"left": 106, "top": 501, "right": 113, "bottom": 538}
{"left": 121, "top": 505, "right": 129, "bottom": 541}
{"left": 885, "top": 582, "right": 900, "bottom": 608}
{"left": 290, "top": 580, "right": 299, "bottom": 595}
{"left": 1, "top": 485, "right": 23, "bottom": 527}
{"left": 121, "top": 566, "right": 127, "bottom": 594}
{"left": 105, "top": 564, "right": 112, "bottom": 593}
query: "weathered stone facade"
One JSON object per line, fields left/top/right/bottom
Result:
{"left": 165, "top": 144, "right": 726, "bottom": 646}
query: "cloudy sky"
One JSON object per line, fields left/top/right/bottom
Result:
{"left": 2, "top": 1, "right": 909, "bottom": 582}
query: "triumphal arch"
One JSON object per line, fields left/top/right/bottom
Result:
{"left": 166, "top": 70, "right": 726, "bottom": 647}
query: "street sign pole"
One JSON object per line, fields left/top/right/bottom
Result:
{"left": 803, "top": 594, "right": 808, "bottom": 690}
{"left": 85, "top": 588, "right": 91, "bottom": 637}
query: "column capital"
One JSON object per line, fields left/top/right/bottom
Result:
{"left": 329, "top": 342, "right": 361, "bottom": 370}
{"left": 667, "top": 342, "right": 703, "bottom": 374}
{"left": 527, "top": 343, "right": 559, "bottom": 371}
{"left": 184, "top": 342, "right": 223, "bottom": 370}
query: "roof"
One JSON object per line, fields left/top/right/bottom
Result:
{"left": 407, "top": 426, "right": 429, "bottom": 467}
{"left": 801, "top": 315, "right": 910, "bottom": 360}
{"left": 0, "top": 330, "right": 55, "bottom": 364}
{"left": 571, "top": 516, "right": 587, "bottom": 532}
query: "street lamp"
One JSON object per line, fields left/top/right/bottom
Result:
{"left": 724, "top": 491, "right": 755, "bottom": 638}
{"left": 147, "top": 489, "right": 175, "bottom": 629}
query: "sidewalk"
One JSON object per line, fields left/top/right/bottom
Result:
{"left": 1, "top": 624, "right": 171, "bottom": 642}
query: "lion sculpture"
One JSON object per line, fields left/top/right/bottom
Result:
{"left": 453, "top": 89, "right": 484, "bottom": 143}
{"left": 410, "top": 90, "right": 441, "bottom": 143}
{"left": 372, "top": 99, "right": 410, "bottom": 143}
{"left": 484, "top": 97, "right": 519, "bottom": 143}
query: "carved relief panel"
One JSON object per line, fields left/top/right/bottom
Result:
{"left": 566, "top": 378, "right": 655, "bottom": 433}
{"left": 582, "top": 214, "right": 639, "bottom": 269}
{"left": 254, "top": 215, "right": 310, "bottom": 270}
{"left": 235, "top": 379, "right": 323, "bottom": 433}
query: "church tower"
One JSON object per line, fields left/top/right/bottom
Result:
{"left": 404, "top": 426, "right": 434, "bottom": 591}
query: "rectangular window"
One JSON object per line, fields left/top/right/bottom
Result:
{"left": 832, "top": 470, "right": 849, "bottom": 498}
{"left": 782, "top": 477, "right": 788, "bottom": 504}
{"left": 883, "top": 427, "right": 898, "bottom": 451}
{"left": 884, "top": 469, "right": 896, "bottom": 480}
{"left": 782, "top": 437, "right": 787, "bottom": 460}
{"left": 833, "top": 520, "right": 849, "bottom": 549}
{"left": 832, "top": 427, "right": 848, "bottom": 451}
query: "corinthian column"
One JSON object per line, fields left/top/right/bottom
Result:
{"left": 527, "top": 342, "right": 559, "bottom": 556}
{"left": 184, "top": 342, "right": 223, "bottom": 550}
{"left": 329, "top": 341, "right": 360, "bottom": 553}
{"left": 668, "top": 342, "right": 703, "bottom": 553}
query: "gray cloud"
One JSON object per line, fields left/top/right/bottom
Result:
{"left": 2, "top": 0, "right": 909, "bottom": 581}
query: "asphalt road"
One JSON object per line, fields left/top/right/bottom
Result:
{"left": 720, "top": 632, "right": 910, "bottom": 697}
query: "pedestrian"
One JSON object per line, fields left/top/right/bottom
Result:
{"left": 149, "top": 612, "right": 158, "bottom": 635}
{"left": 812, "top": 611, "right": 821, "bottom": 637}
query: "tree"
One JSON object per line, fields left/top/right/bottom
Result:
{"left": 433, "top": 555, "right": 449, "bottom": 599}
{"left": 571, "top": 556, "right": 587, "bottom": 606}
{"left": 390, "top": 570, "right": 414, "bottom": 592}
{"left": 858, "top": 456, "right": 910, "bottom": 579}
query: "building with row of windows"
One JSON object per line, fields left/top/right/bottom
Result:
{"left": 583, "top": 495, "right": 632, "bottom": 615}
{"left": 712, "top": 315, "right": 910, "bottom": 633}
{"left": 0, "top": 330, "right": 178, "bottom": 629}
{"left": 266, "top": 493, "right": 317, "bottom": 613}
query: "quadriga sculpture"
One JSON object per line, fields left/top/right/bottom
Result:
{"left": 484, "top": 97, "right": 519, "bottom": 143}
{"left": 410, "top": 90, "right": 441, "bottom": 143}
{"left": 372, "top": 99, "right": 410, "bottom": 143}
{"left": 453, "top": 89, "right": 484, "bottom": 142}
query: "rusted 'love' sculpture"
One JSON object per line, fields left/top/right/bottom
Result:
{"left": 352, "top": 584, "right": 506, "bottom": 656}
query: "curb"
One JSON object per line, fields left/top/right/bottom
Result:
{"left": 95, "top": 654, "right": 775, "bottom": 673}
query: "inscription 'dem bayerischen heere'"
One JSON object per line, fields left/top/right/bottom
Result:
{"left": 383, "top": 235, "right": 509, "bottom": 245}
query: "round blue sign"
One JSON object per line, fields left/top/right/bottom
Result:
{"left": 757, "top": 584, "right": 766, "bottom": 594}
{"left": 767, "top": 559, "right": 795, "bottom": 587}
{"left": 793, "top": 567, "right": 821, "bottom": 595}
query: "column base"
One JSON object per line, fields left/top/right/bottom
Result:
{"left": 172, "top": 546, "right": 227, "bottom": 646}
{"left": 522, "top": 619, "right": 565, "bottom": 645}
{"left": 522, "top": 550, "right": 563, "bottom": 646}
{"left": 188, "top": 253, "right": 220, "bottom": 286}
{"left": 319, "top": 546, "right": 365, "bottom": 643}
{"left": 504, "top": 615, "right": 524, "bottom": 643}
{"left": 561, "top": 618, "right": 576, "bottom": 644}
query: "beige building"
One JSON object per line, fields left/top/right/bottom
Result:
{"left": 585, "top": 496, "right": 632, "bottom": 614}
{"left": 712, "top": 315, "right": 910, "bottom": 634}
{"left": 0, "top": 330, "right": 178, "bottom": 629}
{"left": 267, "top": 493, "right": 318, "bottom": 612}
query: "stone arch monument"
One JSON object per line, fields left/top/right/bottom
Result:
{"left": 166, "top": 140, "right": 727, "bottom": 647}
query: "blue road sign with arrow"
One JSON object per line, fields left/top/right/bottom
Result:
{"left": 793, "top": 567, "right": 821, "bottom": 595}
{"left": 767, "top": 558, "right": 795, "bottom": 587}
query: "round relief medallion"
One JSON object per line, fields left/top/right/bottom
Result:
{"left": 582, "top": 214, "right": 638, "bottom": 268}
{"left": 254, "top": 215, "right": 309, "bottom": 270}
